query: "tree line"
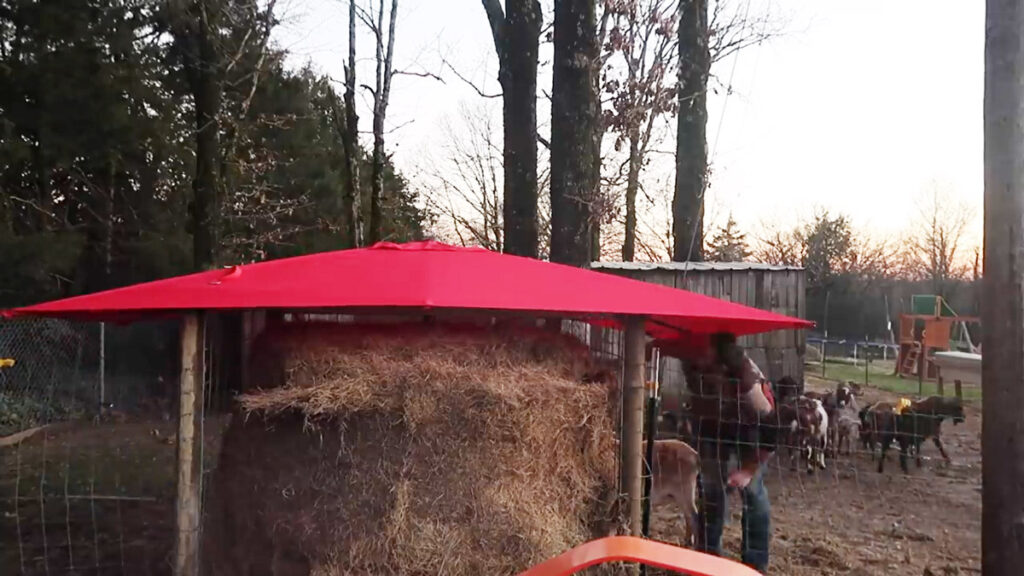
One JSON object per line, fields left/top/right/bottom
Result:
{"left": 1, "top": 0, "right": 977, "bottom": 335}
{"left": 0, "top": 0, "right": 424, "bottom": 307}
{"left": 748, "top": 193, "right": 979, "bottom": 341}
{"left": 2, "top": 0, "right": 741, "bottom": 307}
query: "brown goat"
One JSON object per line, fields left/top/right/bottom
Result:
{"left": 646, "top": 439, "right": 700, "bottom": 547}
{"left": 899, "top": 396, "right": 965, "bottom": 467}
{"left": 868, "top": 396, "right": 965, "bottom": 473}
{"left": 776, "top": 396, "right": 828, "bottom": 473}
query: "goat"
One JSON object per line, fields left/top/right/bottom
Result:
{"left": 834, "top": 412, "right": 861, "bottom": 456}
{"left": 897, "top": 396, "right": 966, "bottom": 469}
{"left": 646, "top": 439, "right": 701, "bottom": 547}
{"left": 774, "top": 375, "right": 802, "bottom": 406}
{"left": 777, "top": 396, "right": 828, "bottom": 473}
{"left": 826, "top": 385, "right": 858, "bottom": 457}
{"left": 863, "top": 401, "right": 900, "bottom": 471}
{"left": 871, "top": 396, "right": 965, "bottom": 473}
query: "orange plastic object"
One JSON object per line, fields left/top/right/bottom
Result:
{"left": 516, "top": 536, "right": 763, "bottom": 576}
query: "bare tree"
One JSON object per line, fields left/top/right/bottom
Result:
{"left": 671, "top": 0, "right": 777, "bottom": 263}
{"left": 422, "top": 105, "right": 505, "bottom": 251}
{"left": 672, "top": 0, "right": 708, "bottom": 263}
{"left": 337, "top": 0, "right": 363, "bottom": 247}
{"left": 424, "top": 103, "right": 553, "bottom": 255}
{"left": 481, "top": 0, "right": 542, "bottom": 257}
{"left": 634, "top": 181, "right": 675, "bottom": 261}
{"left": 550, "top": 0, "right": 600, "bottom": 267}
{"left": 903, "top": 189, "right": 973, "bottom": 296}
{"left": 358, "top": 0, "right": 399, "bottom": 245}
{"left": 601, "top": 0, "right": 677, "bottom": 261}
{"left": 753, "top": 224, "right": 804, "bottom": 267}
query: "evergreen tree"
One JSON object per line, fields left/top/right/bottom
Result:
{"left": 706, "top": 216, "right": 750, "bottom": 262}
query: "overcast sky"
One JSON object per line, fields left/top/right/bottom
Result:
{"left": 273, "top": 0, "right": 984, "bottom": 251}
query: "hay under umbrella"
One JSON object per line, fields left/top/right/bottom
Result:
{"left": 201, "top": 322, "right": 621, "bottom": 576}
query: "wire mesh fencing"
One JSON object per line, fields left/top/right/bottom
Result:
{"left": 0, "top": 319, "right": 101, "bottom": 437}
{"left": 0, "top": 316, "right": 982, "bottom": 575}
{"left": 0, "top": 318, "right": 186, "bottom": 576}
{"left": 649, "top": 355, "right": 982, "bottom": 575}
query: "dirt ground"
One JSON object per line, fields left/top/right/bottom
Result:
{"left": 1, "top": 380, "right": 981, "bottom": 576}
{"left": 650, "top": 377, "right": 982, "bottom": 575}
{"left": 0, "top": 417, "right": 231, "bottom": 576}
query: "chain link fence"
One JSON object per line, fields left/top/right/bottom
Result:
{"left": 0, "top": 319, "right": 102, "bottom": 437}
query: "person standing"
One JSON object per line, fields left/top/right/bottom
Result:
{"left": 657, "top": 332, "right": 778, "bottom": 572}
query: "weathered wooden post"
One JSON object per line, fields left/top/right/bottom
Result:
{"left": 622, "top": 317, "right": 646, "bottom": 525}
{"left": 175, "top": 313, "right": 205, "bottom": 576}
{"left": 983, "top": 2, "right": 1024, "bottom": 572}
{"left": 622, "top": 316, "right": 646, "bottom": 575}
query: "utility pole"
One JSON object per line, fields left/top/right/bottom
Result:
{"left": 983, "top": 1, "right": 1024, "bottom": 573}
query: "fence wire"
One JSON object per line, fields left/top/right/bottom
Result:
{"left": 0, "top": 318, "right": 184, "bottom": 576}
{"left": 1, "top": 316, "right": 981, "bottom": 575}
{"left": 0, "top": 319, "right": 100, "bottom": 437}
{"left": 649, "top": 357, "right": 981, "bottom": 575}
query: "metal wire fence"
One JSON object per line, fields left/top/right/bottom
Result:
{"left": 650, "top": 355, "right": 981, "bottom": 575}
{"left": 0, "top": 316, "right": 981, "bottom": 575}
{"left": 0, "top": 318, "right": 182, "bottom": 576}
{"left": 0, "top": 319, "right": 102, "bottom": 437}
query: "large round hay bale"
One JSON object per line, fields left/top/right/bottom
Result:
{"left": 202, "top": 323, "right": 619, "bottom": 576}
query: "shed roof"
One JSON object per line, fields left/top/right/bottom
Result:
{"left": 592, "top": 261, "right": 804, "bottom": 272}
{"left": 5, "top": 241, "right": 812, "bottom": 338}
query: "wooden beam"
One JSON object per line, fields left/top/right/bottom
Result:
{"left": 984, "top": 2, "right": 1024, "bottom": 573}
{"left": 174, "top": 312, "right": 205, "bottom": 576}
{"left": 621, "top": 316, "right": 646, "bottom": 541}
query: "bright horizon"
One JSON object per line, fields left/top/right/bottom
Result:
{"left": 273, "top": 0, "right": 984, "bottom": 259}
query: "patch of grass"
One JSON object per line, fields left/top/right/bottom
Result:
{"left": 808, "top": 361, "right": 982, "bottom": 400}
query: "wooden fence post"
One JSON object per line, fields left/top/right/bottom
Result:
{"left": 622, "top": 317, "right": 646, "bottom": 540}
{"left": 174, "top": 313, "right": 205, "bottom": 576}
{"left": 984, "top": 2, "right": 1024, "bottom": 573}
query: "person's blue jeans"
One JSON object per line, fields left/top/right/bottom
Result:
{"left": 696, "top": 441, "right": 771, "bottom": 572}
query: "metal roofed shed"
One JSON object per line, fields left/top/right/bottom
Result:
{"left": 592, "top": 260, "right": 808, "bottom": 410}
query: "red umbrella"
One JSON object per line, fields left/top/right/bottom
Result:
{"left": 4, "top": 241, "right": 811, "bottom": 337}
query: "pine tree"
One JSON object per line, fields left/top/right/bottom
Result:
{"left": 706, "top": 216, "right": 750, "bottom": 262}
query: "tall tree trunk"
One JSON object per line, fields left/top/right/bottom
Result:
{"left": 983, "top": 1, "right": 1024, "bottom": 574}
{"left": 483, "top": 0, "right": 541, "bottom": 258}
{"left": 368, "top": 0, "right": 398, "bottom": 245}
{"left": 104, "top": 159, "right": 115, "bottom": 286}
{"left": 342, "top": 0, "right": 362, "bottom": 248}
{"left": 171, "top": 0, "right": 224, "bottom": 270}
{"left": 550, "top": 0, "right": 599, "bottom": 267}
{"left": 192, "top": 15, "right": 222, "bottom": 271}
{"left": 673, "top": 0, "right": 708, "bottom": 263}
{"left": 622, "top": 136, "right": 641, "bottom": 261}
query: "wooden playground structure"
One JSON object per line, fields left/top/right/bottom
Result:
{"left": 895, "top": 295, "right": 980, "bottom": 390}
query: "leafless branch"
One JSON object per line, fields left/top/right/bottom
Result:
{"left": 442, "top": 59, "right": 502, "bottom": 98}
{"left": 393, "top": 69, "right": 445, "bottom": 83}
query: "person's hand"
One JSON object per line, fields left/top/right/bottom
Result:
{"left": 727, "top": 467, "right": 754, "bottom": 489}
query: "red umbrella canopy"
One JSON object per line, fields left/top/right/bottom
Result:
{"left": 5, "top": 241, "right": 811, "bottom": 337}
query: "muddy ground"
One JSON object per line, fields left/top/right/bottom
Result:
{"left": 651, "top": 377, "right": 982, "bottom": 575}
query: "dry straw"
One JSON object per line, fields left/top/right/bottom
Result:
{"left": 202, "top": 322, "right": 622, "bottom": 576}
